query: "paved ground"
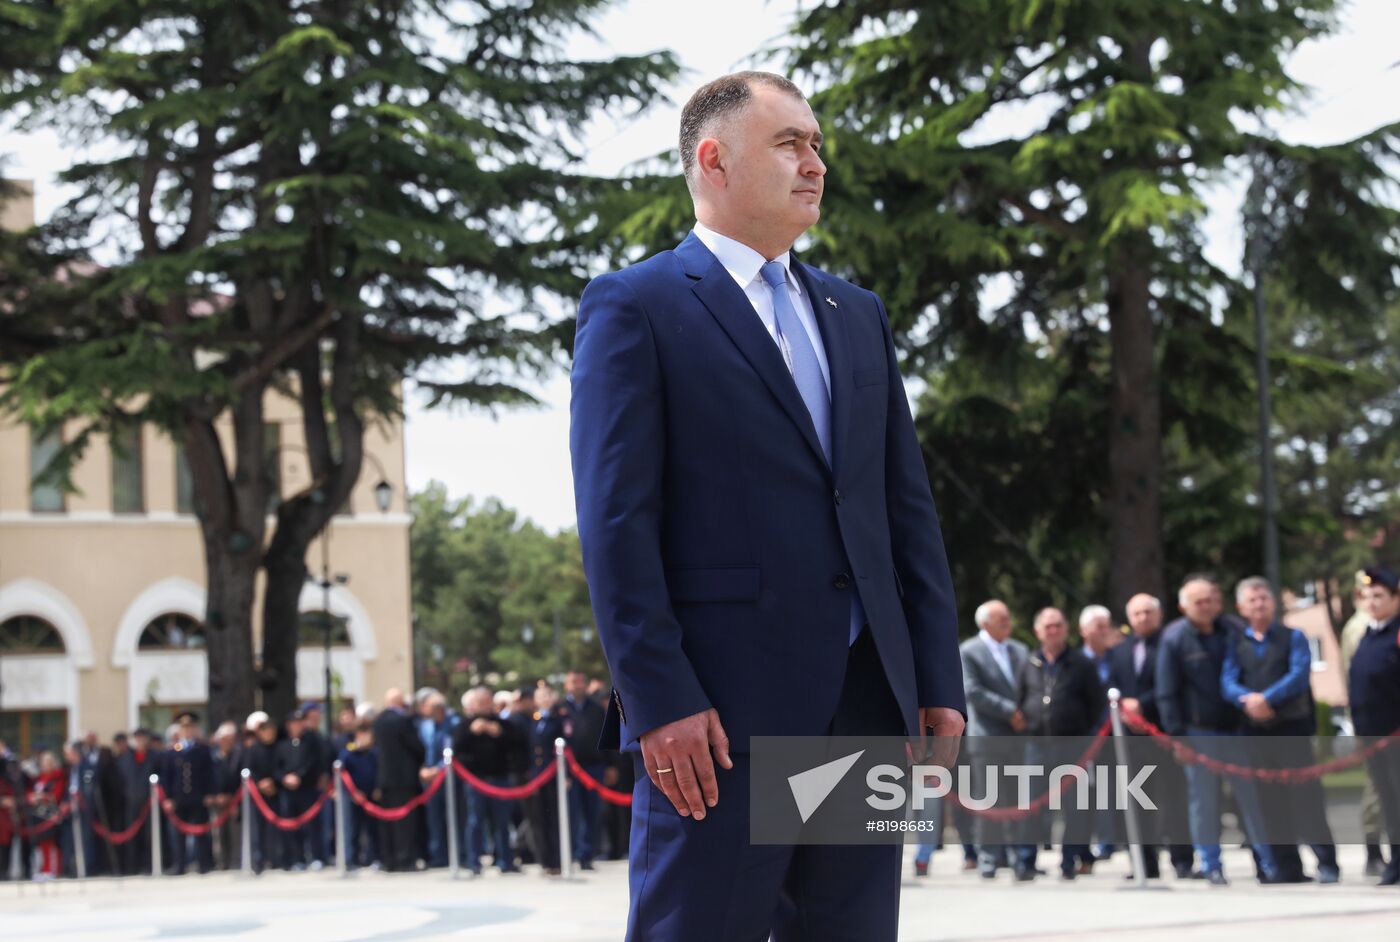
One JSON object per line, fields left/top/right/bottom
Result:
{"left": 3, "top": 845, "right": 1400, "bottom": 941}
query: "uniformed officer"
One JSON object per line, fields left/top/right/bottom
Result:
{"left": 159, "top": 711, "right": 216, "bottom": 875}
{"left": 1348, "top": 565, "right": 1400, "bottom": 886}
{"left": 525, "top": 685, "right": 568, "bottom": 874}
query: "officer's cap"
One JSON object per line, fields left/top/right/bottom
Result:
{"left": 1359, "top": 566, "right": 1400, "bottom": 593}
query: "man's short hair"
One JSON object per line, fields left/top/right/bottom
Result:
{"left": 679, "top": 71, "right": 805, "bottom": 188}
{"left": 1235, "top": 575, "right": 1274, "bottom": 601}
{"left": 1178, "top": 571, "right": 1221, "bottom": 604}
{"left": 1078, "top": 604, "right": 1111, "bottom": 628}
{"left": 1033, "top": 607, "right": 1066, "bottom": 629}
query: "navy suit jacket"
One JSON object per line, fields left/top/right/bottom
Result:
{"left": 570, "top": 232, "right": 964, "bottom": 751}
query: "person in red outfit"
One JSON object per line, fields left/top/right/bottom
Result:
{"left": 29, "top": 751, "right": 66, "bottom": 880}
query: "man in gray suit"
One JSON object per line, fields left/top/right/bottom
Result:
{"left": 959, "top": 599, "right": 1029, "bottom": 877}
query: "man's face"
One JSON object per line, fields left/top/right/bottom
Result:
{"left": 1360, "top": 585, "right": 1400, "bottom": 623}
{"left": 536, "top": 688, "right": 556, "bottom": 712}
{"left": 1125, "top": 595, "right": 1162, "bottom": 638}
{"left": 981, "top": 603, "right": 1013, "bottom": 642}
{"left": 712, "top": 85, "right": 825, "bottom": 244}
{"left": 287, "top": 718, "right": 304, "bottom": 738}
{"left": 179, "top": 720, "right": 198, "bottom": 742}
{"left": 1080, "top": 615, "right": 1112, "bottom": 653}
{"left": 133, "top": 735, "right": 150, "bottom": 753}
{"left": 1236, "top": 585, "right": 1276, "bottom": 624}
{"left": 1034, "top": 610, "right": 1069, "bottom": 654}
{"left": 1179, "top": 580, "right": 1222, "bottom": 627}
{"left": 564, "top": 673, "right": 587, "bottom": 698}
{"left": 338, "top": 709, "right": 356, "bottom": 732}
{"left": 465, "top": 692, "right": 493, "bottom": 716}
{"left": 256, "top": 724, "right": 277, "bottom": 744}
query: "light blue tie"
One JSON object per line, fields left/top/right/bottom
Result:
{"left": 759, "top": 261, "right": 865, "bottom": 646}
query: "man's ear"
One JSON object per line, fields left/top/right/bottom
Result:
{"left": 696, "top": 137, "right": 726, "bottom": 187}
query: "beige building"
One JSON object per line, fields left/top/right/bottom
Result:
{"left": 0, "top": 184, "right": 414, "bottom": 754}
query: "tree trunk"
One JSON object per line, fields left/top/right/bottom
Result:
{"left": 1105, "top": 244, "right": 1163, "bottom": 618}
{"left": 261, "top": 531, "right": 310, "bottom": 724}
{"left": 258, "top": 325, "right": 365, "bottom": 721}
{"left": 187, "top": 389, "right": 269, "bottom": 729}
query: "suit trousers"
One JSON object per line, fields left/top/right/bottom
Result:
{"left": 377, "top": 786, "right": 420, "bottom": 871}
{"left": 624, "top": 627, "right": 905, "bottom": 942}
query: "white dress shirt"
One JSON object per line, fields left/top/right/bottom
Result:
{"left": 978, "top": 629, "right": 1016, "bottom": 687}
{"left": 692, "top": 222, "right": 831, "bottom": 394}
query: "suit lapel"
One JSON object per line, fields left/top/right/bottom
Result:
{"left": 792, "top": 258, "right": 852, "bottom": 483}
{"left": 675, "top": 233, "right": 829, "bottom": 472}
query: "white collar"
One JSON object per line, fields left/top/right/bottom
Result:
{"left": 978, "top": 629, "right": 1008, "bottom": 651}
{"left": 692, "top": 221, "right": 798, "bottom": 292}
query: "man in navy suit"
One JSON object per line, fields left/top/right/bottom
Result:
{"left": 571, "top": 71, "right": 966, "bottom": 941}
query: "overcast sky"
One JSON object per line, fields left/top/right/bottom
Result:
{"left": 8, "top": 0, "right": 1399, "bottom": 532}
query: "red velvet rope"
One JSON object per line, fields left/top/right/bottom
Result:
{"left": 337, "top": 765, "right": 448, "bottom": 821}
{"left": 450, "top": 760, "right": 558, "bottom": 801}
{"left": 245, "top": 780, "right": 334, "bottom": 831}
{"left": 562, "top": 749, "right": 633, "bottom": 806}
{"left": 85, "top": 793, "right": 152, "bottom": 845}
{"left": 1120, "top": 712, "right": 1400, "bottom": 782}
{"left": 951, "top": 720, "right": 1113, "bottom": 822}
{"left": 155, "top": 784, "right": 244, "bottom": 836}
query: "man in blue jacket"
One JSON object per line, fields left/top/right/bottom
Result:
{"left": 1221, "top": 576, "right": 1338, "bottom": 884}
{"left": 571, "top": 70, "right": 966, "bottom": 941}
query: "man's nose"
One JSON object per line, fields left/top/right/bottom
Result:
{"left": 802, "top": 147, "right": 826, "bottom": 177}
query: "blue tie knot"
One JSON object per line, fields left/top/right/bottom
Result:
{"left": 760, "top": 260, "right": 787, "bottom": 290}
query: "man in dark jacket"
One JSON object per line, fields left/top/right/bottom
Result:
{"left": 563, "top": 669, "right": 607, "bottom": 870}
{"left": 274, "top": 709, "right": 320, "bottom": 870}
{"left": 1157, "top": 574, "right": 1277, "bottom": 885}
{"left": 1014, "top": 607, "right": 1106, "bottom": 881}
{"left": 1108, "top": 593, "right": 1193, "bottom": 878}
{"left": 1349, "top": 565, "right": 1400, "bottom": 886}
{"left": 372, "top": 688, "right": 426, "bottom": 872}
{"left": 526, "top": 685, "right": 567, "bottom": 874}
{"left": 337, "top": 719, "right": 379, "bottom": 868}
{"left": 244, "top": 712, "right": 280, "bottom": 872}
{"left": 115, "top": 727, "right": 157, "bottom": 875}
{"left": 453, "top": 687, "right": 525, "bottom": 874}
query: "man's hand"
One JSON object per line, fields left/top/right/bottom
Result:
{"left": 920, "top": 707, "right": 964, "bottom": 768}
{"left": 639, "top": 708, "right": 732, "bottom": 820}
{"left": 418, "top": 767, "right": 437, "bottom": 784}
{"left": 1120, "top": 697, "right": 1141, "bottom": 717}
{"left": 470, "top": 718, "right": 500, "bottom": 736}
{"left": 1009, "top": 709, "right": 1026, "bottom": 733}
{"left": 1241, "top": 692, "right": 1275, "bottom": 723}
{"left": 282, "top": 773, "right": 301, "bottom": 790}
{"left": 161, "top": 798, "right": 174, "bottom": 814}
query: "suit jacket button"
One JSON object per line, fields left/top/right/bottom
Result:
{"left": 833, "top": 572, "right": 851, "bottom": 590}
{"left": 833, "top": 489, "right": 843, "bottom": 505}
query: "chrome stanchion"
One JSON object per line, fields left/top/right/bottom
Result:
{"left": 149, "top": 773, "right": 163, "bottom": 878}
{"left": 333, "top": 761, "right": 348, "bottom": 877}
{"left": 69, "top": 785, "right": 87, "bottom": 881}
{"left": 240, "top": 770, "right": 253, "bottom": 877}
{"left": 1109, "top": 688, "right": 1152, "bottom": 890}
{"left": 555, "top": 738, "right": 572, "bottom": 880}
{"left": 443, "top": 748, "right": 459, "bottom": 880}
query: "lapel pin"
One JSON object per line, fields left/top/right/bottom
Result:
{"left": 825, "top": 296, "right": 838, "bottom": 308}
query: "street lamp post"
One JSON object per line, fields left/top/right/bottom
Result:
{"left": 1245, "top": 153, "right": 1282, "bottom": 600}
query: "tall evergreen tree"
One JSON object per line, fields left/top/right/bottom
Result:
{"left": 0, "top": 0, "right": 676, "bottom": 724}
{"left": 783, "top": 0, "right": 1399, "bottom": 614}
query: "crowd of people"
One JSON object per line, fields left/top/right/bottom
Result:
{"left": 5, "top": 569, "right": 1398, "bottom": 893}
{"left": 0, "top": 669, "right": 631, "bottom": 881}
{"left": 930, "top": 565, "right": 1400, "bottom": 889}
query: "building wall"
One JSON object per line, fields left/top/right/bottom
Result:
{"left": 0, "top": 390, "right": 414, "bottom": 742}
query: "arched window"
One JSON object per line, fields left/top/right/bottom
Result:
{"left": 0, "top": 615, "right": 66, "bottom": 654}
{"left": 298, "top": 611, "right": 351, "bottom": 648}
{"left": 138, "top": 613, "right": 206, "bottom": 650}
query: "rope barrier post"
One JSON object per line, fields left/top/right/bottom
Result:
{"left": 149, "top": 774, "right": 163, "bottom": 879}
{"left": 334, "top": 761, "right": 348, "bottom": 878}
{"left": 444, "top": 748, "right": 460, "bottom": 880}
{"left": 1108, "top": 689, "right": 1150, "bottom": 890}
{"left": 240, "top": 770, "right": 253, "bottom": 878}
{"left": 555, "top": 738, "right": 572, "bottom": 880}
{"left": 69, "top": 785, "right": 87, "bottom": 882}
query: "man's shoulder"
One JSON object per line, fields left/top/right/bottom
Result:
{"left": 958, "top": 635, "right": 984, "bottom": 654}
